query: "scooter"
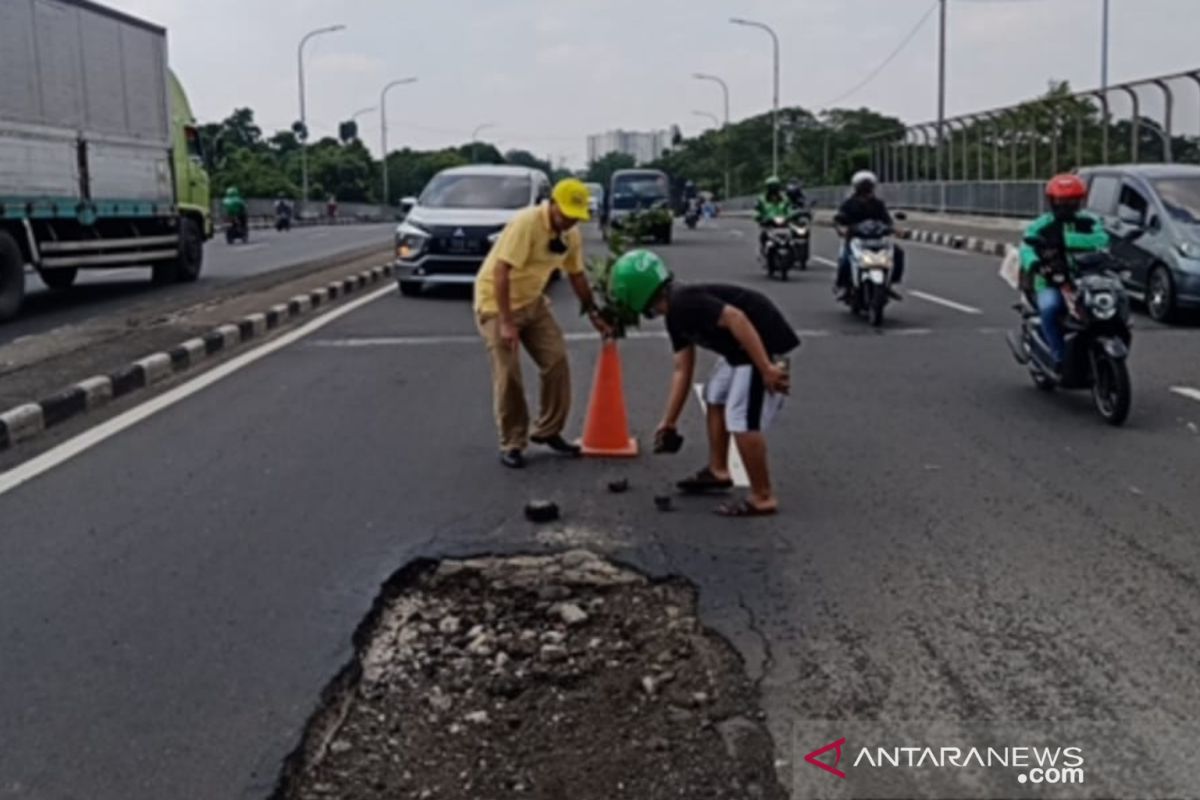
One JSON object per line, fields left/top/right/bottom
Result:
{"left": 761, "top": 217, "right": 797, "bottom": 280}
{"left": 225, "top": 214, "right": 249, "bottom": 245}
{"left": 841, "top": 219, "right": 898, "bottom": 326}
{"left": 1005, "top": 233, "right": 1139, "bottom": 426}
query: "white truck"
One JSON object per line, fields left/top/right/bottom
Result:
{"left": 0, "top": 0, "right": 212, "bottom": 321}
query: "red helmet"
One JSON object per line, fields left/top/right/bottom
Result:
{"left": 1046, "top": 174, "right": 1087, "bottom": 203}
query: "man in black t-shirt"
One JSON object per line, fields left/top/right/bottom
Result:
{"left": 609, "top": 251, "right": 800, "bottom": 517}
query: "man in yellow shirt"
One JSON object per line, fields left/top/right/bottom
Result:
{"left": 475, "top": 178, "right": 611, "bottom": 468}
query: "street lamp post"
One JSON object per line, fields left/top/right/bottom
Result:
{"left": 730, "top": 17, "right": 780, "bottom": 178}
{"left": 380, "top": 77, "right": 419, "bottom": 207}
{"left": 1100, "top": 0, "right": 1111, "bottom": 161}
{"left": 298, "top": 24, "right": 346, "bottom": 217}
{"left": 471, "top": 123, "right": 496, "bottom": 163}
{"left": 693, "top": 72, "right": 731, "bottom": 199}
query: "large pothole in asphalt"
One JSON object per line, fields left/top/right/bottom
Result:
{"left": 272, "top": 550, "right": 787, "bottom": 800}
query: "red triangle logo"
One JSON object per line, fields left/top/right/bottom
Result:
{"left": 804, "top": 737, "right": 847, "bottom": 779}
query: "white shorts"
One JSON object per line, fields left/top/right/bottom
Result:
{"left": 704, "top": 359, "right": 785, "bottom": 433}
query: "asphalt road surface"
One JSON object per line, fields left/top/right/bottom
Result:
{"left": 3, "top": 218, "right": 1200, "bottom": 798}
{"left": 6, "top": 223, "right": 397, "bottom": 345}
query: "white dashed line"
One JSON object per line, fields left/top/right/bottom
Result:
{"left": 1170, "top": 386, "right": 1200, "bottom": 404}
{"left": 692, "top": 383, "right": 750, "bottom": 488}
{"left": 907, "top": 290, "right": 983, "bottom": 315}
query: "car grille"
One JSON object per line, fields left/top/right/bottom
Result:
{"left": 425, "top": 225, "right": 504, "bottom": 257}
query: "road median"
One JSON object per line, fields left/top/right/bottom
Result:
{"left": 0, "top": 249, "right": 397, "bottom": 453}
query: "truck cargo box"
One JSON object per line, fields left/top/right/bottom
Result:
{"left": 0, "top": 0, "right": 172, "bottom": 206}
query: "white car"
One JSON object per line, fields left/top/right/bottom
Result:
{"left": 394, "top": 165, "right": 551, "bottom": 296}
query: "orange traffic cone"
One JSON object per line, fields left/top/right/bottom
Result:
{"left": 579, "top": 340, "right": 638, "bottom": 457}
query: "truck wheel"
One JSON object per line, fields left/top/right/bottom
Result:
{"left": 40, "top": 268, "right": 78, "bottom": 290}
{"left": 0, "top": 231, "right": 25, "bottom": 322}
{"left": 154, "top": 219, "right": 203, "bottom": 285}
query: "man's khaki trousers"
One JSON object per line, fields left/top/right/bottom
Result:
{"left": 476, "top": 296, "right": 570, "bottom": 451}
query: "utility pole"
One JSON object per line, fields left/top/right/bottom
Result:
{"left": 1101, "top": 0, "right": 1111, "bottom": 160}
{"left": 936, "top": 0, "right": 947, "bottom": 213}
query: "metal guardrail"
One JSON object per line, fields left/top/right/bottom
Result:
{"left": 210, "top": 199, "right": 392, "bottom": 223}
{"left": 726, "top": 180, "right": 1046, "bottom": 219}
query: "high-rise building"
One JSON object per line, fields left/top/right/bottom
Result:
{"left": 587, "top": 129, "right": 673, "bottom": 166}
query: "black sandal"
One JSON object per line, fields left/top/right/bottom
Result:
{"left": 714, "top": 498, "right": 778, "bottom": 518}
{"left": 676, "top": 467, "right": 734, "bottom": 494}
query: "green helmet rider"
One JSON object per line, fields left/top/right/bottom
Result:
{"left": 610, "top": 250, "right": 672, "bottom": 319}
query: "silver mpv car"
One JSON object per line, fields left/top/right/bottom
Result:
{"left": 1079, "top": 165, "right": 1200, "bottom": 322}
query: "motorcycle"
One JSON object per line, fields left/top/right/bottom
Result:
{"left": 225, "top": 214, "right": 249, "bottom": 245}
{"left": 684, "top": 199, "right": 701, "bottom": 229}
{"left": 275, "top": 208, "right": 292, "bottom": 232}
{"left": 761, "top": 211, "right": 810, "bottom": 281}
{"left": 841, "top": 219, "right": 897, "bottom": 326}
{"left": 1005, "top": 233, "right": 1138, "bottom": 426}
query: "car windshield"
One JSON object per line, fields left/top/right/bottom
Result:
{"left": 611, "top": 175, "right": 668, "bottom": 210}
{"left": 1152, "top": 178, "right": 1200, "bottom": 225}
{"left": 419, "top": 174, "right": 531, "bottom": 209}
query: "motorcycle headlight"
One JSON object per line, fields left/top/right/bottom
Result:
{"left": 791, "top": 224, "right": 809, "bottom": 236}
{"left": 861, "top": 251, "right": 892, "bottom": 268}
{"left": 1089, "top": 290, "right": 1118, "bottom": 320}
{"left": 396, "top": 222, "right": 430, "bottom": 260}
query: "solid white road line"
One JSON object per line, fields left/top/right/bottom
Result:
{"left": 1170, "top": 386, "right": 1200, "bottom": 404}
{"left": 691, "top": 383, "right": 750, "bottom": 488}
{"left": 812, "top": 256, "right": 838, "bottom": 270}
{"left": 0, "top": 283, "right": 398, "bottom": 498}
{"left": 907, "top": 290, "right": 983, "bottom": 315}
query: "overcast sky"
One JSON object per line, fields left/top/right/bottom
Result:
{"left": 114, "top": 0, "right": 1200, "bottom": 168}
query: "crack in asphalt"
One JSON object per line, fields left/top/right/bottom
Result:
{"left": 737, "top": 590, "right": 776, "bottom": 693}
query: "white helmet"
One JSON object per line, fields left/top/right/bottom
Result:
{"left": 851, "top": 170, "right": 878, "bottom": 191}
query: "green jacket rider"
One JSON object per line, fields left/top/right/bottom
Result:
{"left": 1019, "top": 174, "right": 1110, "bottom": 365}
{"left": 222, "top": 187, "right": 247, "bottom": 219}
{"left": 754, "top": 176, "right": 793, "bottom": 225}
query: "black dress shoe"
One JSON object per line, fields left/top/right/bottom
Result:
{"left": 530, "top": 434, "right": 581, "bottom": 457}
{"left": 500, "top": 449, "right": 526, "bottom": 469}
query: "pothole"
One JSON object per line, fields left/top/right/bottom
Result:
{"left": 271, "top": 549, "right": 787, "bottom": 799}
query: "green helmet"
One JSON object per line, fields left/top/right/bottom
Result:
{"left": 225, "top": 187, "right": 241, "bottom": 199}
{"left": 610, "top": 250, "right": 671, "bottom": 317}
{"left": 765, "top": 175, "right": 782, "bottom": 191}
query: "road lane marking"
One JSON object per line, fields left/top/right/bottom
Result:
{"left": 692, "top": 384, "right": 750, "bottom": 488}
{"left": 0, "top": 284, "right": 398, "bottom": 498}
{"left": 811, "top": 256, "right": 838, "bottom": 271}
{"left": 907, "top": 290, "right": 983, "bottom": 315}
{"left": 234, "top": 244, "right": 265, "bottom": 253}
{"left": 307, "top": 329, "right": 837, "bottom": 349}
{"left": 1171, "top": 387, "right": 1200, "bottom": 404}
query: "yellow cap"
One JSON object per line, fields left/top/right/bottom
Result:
{"left": 552, "top": 177, "right": 591, "bottom": 221}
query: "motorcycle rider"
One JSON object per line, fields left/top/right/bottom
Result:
{"left": 222, "top": 187, "right": 247, "bottom": 235}
{"left": 834, "top": 171, "right": 905, "bottom": 300}
{"left": 1019, "top": 174, "right": 1110, "bottom": 369}
{"left": 274, "top": 195, "right": 292, "bottom": 229}
{"left": 786, "top": 179, "right": 808, "bottom": 212}
{"left": 755, "top": 176, "right": 794, "bottom": 256}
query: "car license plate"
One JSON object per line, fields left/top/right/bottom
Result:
{"left": 447, "top": 239, "right": 476, "bottom": 254}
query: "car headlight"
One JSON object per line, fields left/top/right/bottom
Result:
{"left": 396, "top": 222, "right": 430, "bottom": 260}
{"left": 1178, "top": 241, "right": 1200, "bottom": 259}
